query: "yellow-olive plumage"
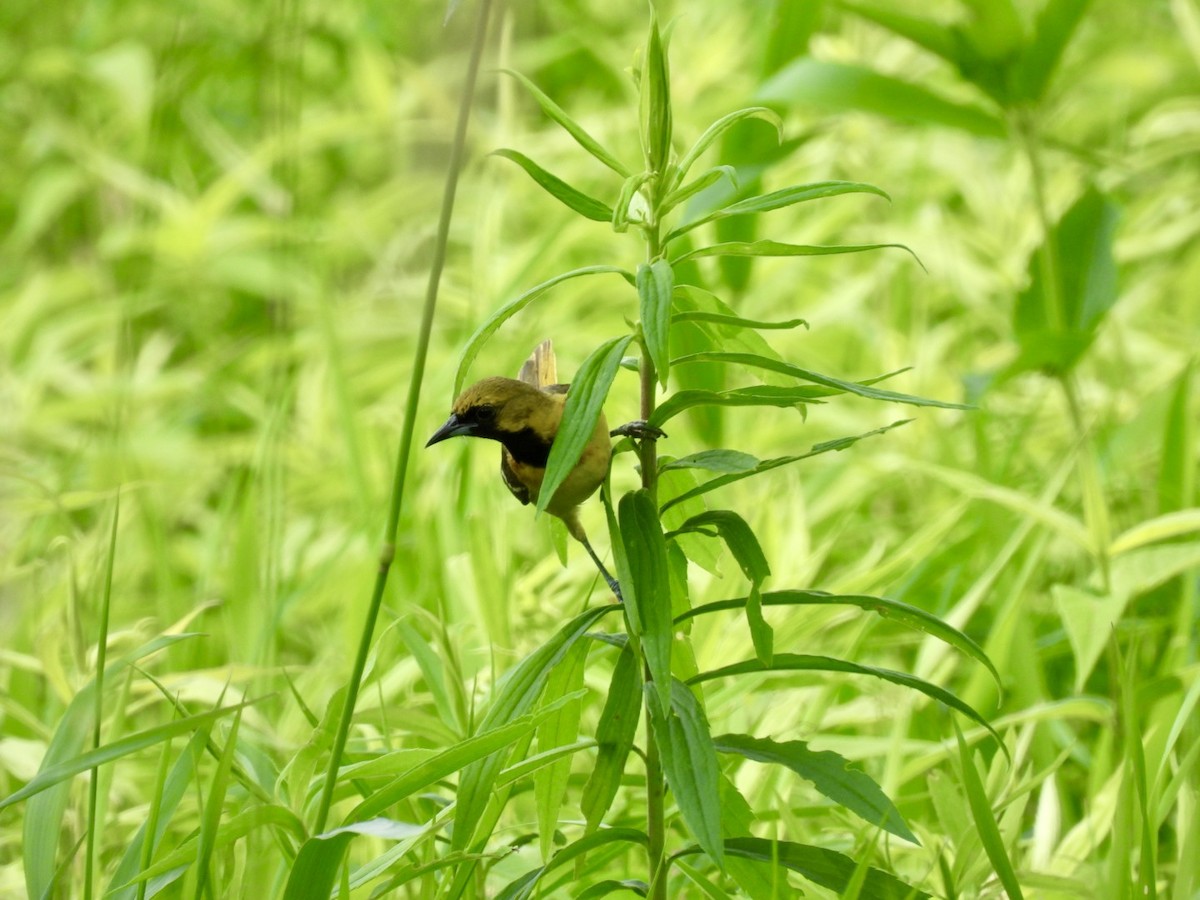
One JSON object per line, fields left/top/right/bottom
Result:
{"left": 426, "top": 342, "right": 620, "bottom": 598}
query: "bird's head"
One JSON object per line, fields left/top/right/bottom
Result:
{"left": 426, "top": 377, "right": 549, "bottom": 447}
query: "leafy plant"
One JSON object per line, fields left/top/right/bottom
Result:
{"left": 338, "top": 12, "right": 1002, "bottom": 898}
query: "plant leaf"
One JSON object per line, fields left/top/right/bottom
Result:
{"left": 714, "top": 733, "right": 917, "bottom": 843}
{"left": 581, "top": 644, "right": 643, "bottom": 832}
{"left": 669, "top": 510, "right": 772, "bottom": 663}
{"left": 666, "top": 181, "right": 889, "bottom": 244}
{"left": 673, "top": 238, "right": 918, "bottom": 266}
{"left": 649, "top": 384, "right": 836, "bottom": 428}
{"left": 454, "top": 266, "right": 632, "bottom": 395}
{"left": 673, "top": 107, "right": 781, "bottom": 188}
{"left": 660, "top": 449, "right": 761, "bottom": 475}
{"left": 491, "top": 148, "right": 614, "bottom": 222}
{"left": 678, "top": 588, "right": 1001, "bottom": 690}
{"left": 619, "top": 489, "right": 673, "bottom": 711}
{"left": 2, "top": 698, "right": 256, "bottom": 813}
{"left": 672, "top": 310, "right": 808, "bottom": 332}
{"left": 538, "top": 335, "right": 634, "bottom": 515}
{"left": 638, "top": 260, "right": 675, "bottom": 388}
{"left": 659, "top": 420, "right": 912, "bottom": 510}
{"left": 675, "top": 351, "right": 967, "bottom": 409}
{"left": 839, "top": 2, "right": 962, "bottom": 65}
{"left": 1013, "top": 0, "right": 1093, "bottom": 102}
{"left": 502, "top": 69, "right": 632, "bottom": 176}
{"left": 535, "top": 641, "right": 589, "bottom": 861}
{"left": 758, "top": 58, "right": 1006, "bottom": 137}
{"left": 648, "top": 681, "right": 725, "bottom": 869}
{"left": 712, "top": 836, "right": 930, "bottom": 899}
{"left": 449, "top": 605, "right": 614, "bottom": 851}
{"left": 661, "top": 166, "right": 738, "bottom": 215}
{"left": 689, "top": 653, "right": 1002, "bottom": 748}
{"left": 954, "top": 723, "right": 1025, "bottom": 899}
{"left": 496, "top": 828, "right": 649, "bottom": 900}
{"left": 640, "top": 14, "right": 672, "bottom": 173}
{"left": 1011, "top": 186, "right": 1120, "bottom": 376}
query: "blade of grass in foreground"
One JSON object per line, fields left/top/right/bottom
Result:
{"left": 311, "top": 0, "right": 495, "bottom": 834}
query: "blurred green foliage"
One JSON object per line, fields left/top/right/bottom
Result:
{"left": 1, "top": 0, "right": 1198, "bottom": 896}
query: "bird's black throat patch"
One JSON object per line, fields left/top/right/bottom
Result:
{"left": 494, "top": 426, "right": 553, "bottom": 468}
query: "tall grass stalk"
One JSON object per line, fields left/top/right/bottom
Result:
{"left": 84, "top": 494, "right": 120, "bottom": 900}
{"left": 311, "top": 0, "right": 496, "bottom": 833}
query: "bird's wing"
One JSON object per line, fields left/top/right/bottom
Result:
{"left": 500, "top": 448, "right": 532, "bottom": 505}
{"left": 518, "top": 339, "right": 558, "bottom": 388}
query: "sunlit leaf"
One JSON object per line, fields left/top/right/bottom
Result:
{"left": 648, "top": 681, "right": 725, "bottom": 869}
{"left": 659, "top": 420, "right": 911, "bottom": 510}
{"left": 539, "top": 336, "right": 634, "bottom": 515}
{"left": 715, "top": 734, "right": 917, "bottom": 843}
{"left": 1011, "top": 187, "right": 1120, "bottom": 376}
{"left": 690, "top": 653, "right": 1002, "bottom": 747}
{"left": 454, "top": 266, "right": 632, "bottom": 395}
{"left": 640, "top": 15, "right": 672, "bottom": 173}
{"left": 581, "top": 645, "right": 643, "bottom": 832}
{"left": 638, "top": 260, "right": 675, "bottom": 388}
{"left": 954, "top": 723, "right": 1025, "bottom": 899}
{"left": 759, "top": 58, "right": 1006, "bottom": 137}
{"left": 673, "top": 238, "right": 918, "bottom": 266}
{"left": 675, "top": 351, "right": 966, "bottom": 409}
{"left": 1013, "top": 0, "right": 1093, "bottom": 102}
{"left": 666, "top": 181, "right": 889, "bottom": 243}
{"left": 673, "top": 107, "right": 781, "bottom": 189}
{"left": 678, "top": 588, "right": 1001, "bottom": 690}
{"left": 491, "top": 148, "right": 614, "bottom": 222}
{"left": 502, "top": 69, "right": 632, "bottom": 176}
{"left": 619, "top": 489, "right": 673, "bottom": 711}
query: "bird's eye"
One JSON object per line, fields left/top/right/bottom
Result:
{"left": 474, "top": 404, "right": 497, "bottom": 425}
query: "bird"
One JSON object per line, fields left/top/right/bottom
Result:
{"left": 427, "top": 341, "right": 632, "bottom": 600}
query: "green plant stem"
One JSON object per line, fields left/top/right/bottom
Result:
{"left": 311, "top": 0, "right": 494, "bottom": 834}
{"left": 84, "top": 493, "right": 120, "bottom": 900}
{"left": 1017, "top": 111, "right": 1111, "bottom": 588}
{"left": 640, "top": 210, "right": 667, "bottom": 900}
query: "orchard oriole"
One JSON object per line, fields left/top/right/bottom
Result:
{"left": 427, "top": 341, "right": 659, "bottom": 600}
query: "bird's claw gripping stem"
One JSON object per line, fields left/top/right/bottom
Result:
{"left": 610, "top": 420, "right": 666, "bottom": 442}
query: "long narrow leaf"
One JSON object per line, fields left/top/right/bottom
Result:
{"left": 673, "top": 239, "right": 917, "bottom": 265}
{"left": 2, "top": 698, "right": 256, "bottom": 812}
{"left": 659, "top": 420, "right": 912, "bottom": 510}
{"left": 638, "top": 260, "right": 675, "bottom": 388}
{"left": 954, "top": 723, "right": 1024, "bottom": 898}
{"left": 715, "top": 733, "right": 916, "bottom": 842}
{"left": 675, "top": 351, "right": 967, "bottom": 409}
{"left": 648, "top": 681, "right": 725, "bottom": 869}
{"left": 450, "top": 605, "right": 614, "bottom": 851}
{"left": 673, "top": 107, "right": 780, "bottom": 190}
{"left": 491, "top": 148, "right": 614, "bottom": 222}
{"left": 454, "top": 266, "right": 632, "bottom": 395}
{"left": 678, "top": 588, "right": 1001, "bottom": 689}
{"left": 619, "top": 489, "right": 673, "bottom": 710}
{"left": 666, "top": 181, "right": 889, "bottom": 244}
{"left": 689, "top": 654, "right": 1002, "bottom": 747}
{"left": 538, "top": 336, "right": 633, "bottom": 515}
{"left": 502, "top": 69, "right": 631, "bottom": 176}
{"left": 582, "top": 644, "right": 643, "bottom": 832}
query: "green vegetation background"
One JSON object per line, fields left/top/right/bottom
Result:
{"left": 1, "top": 0, "right": 1197, "bottom": 896}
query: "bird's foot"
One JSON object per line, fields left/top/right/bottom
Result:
{"left": 610, "top": 420, "right": 666, "bottom": 442}
{"left": 604, "top": 574, "right": 624, "bottom": 604}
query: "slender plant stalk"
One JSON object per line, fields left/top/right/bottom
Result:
{"left": 84, "top": 493, "right": 120, "bottom": 900}
{"left": 312, "top": 0, "right": 495, "bottom": 833}
{"left": 1018, "top": 115, "right": 1112, "bottom": 587}
{"left": 640, "top": 205, "right": 667, "bottom": 900}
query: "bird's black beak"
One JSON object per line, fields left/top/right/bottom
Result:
{"left": 426, "top": 413, "right": 475, "bottom": 447}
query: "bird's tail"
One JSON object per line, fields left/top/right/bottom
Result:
{"left": 518, "top": 339, "right": 558, "bottom": 388}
